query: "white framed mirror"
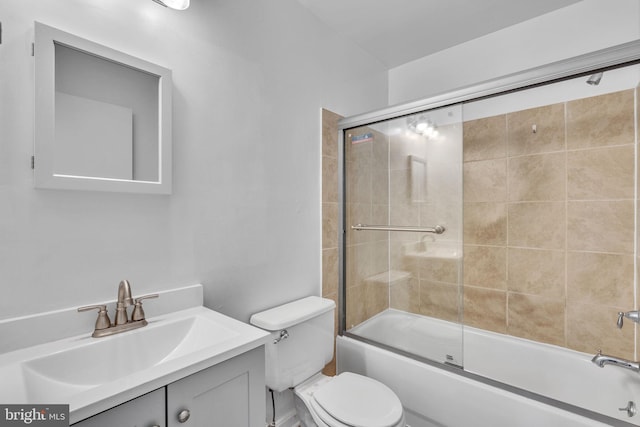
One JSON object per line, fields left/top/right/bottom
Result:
{"left": 33, "top": 22, "right": 172, "bottom": 194}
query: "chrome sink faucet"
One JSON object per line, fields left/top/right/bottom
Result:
{"left": 115, "top": 279, "right": 134, "bottom": 325}
{"left": 78, "top": 280, "right": 158, "bottom": 338}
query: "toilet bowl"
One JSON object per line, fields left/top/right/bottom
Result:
{"left": 250, "top": 296, "right": 406, "bottom": 427}
{"left": 294, "top": 372, "right": 405, "bottom": 427}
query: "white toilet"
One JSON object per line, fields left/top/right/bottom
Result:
{"left": 250, "top": 296, "right": 406, "bottom": 427}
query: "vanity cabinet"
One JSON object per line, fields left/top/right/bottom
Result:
{"left": 72, "top": 388, "right": 165, "bottom": 427}
{"left": 73, "top": 347, "right": 265, "bottom": 427}
{"left": 167, "top": 346, "right": 265, "bottom": 427}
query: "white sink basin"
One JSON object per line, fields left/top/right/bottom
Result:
{"left": 0, "top": 306, "right": 269, "bottom": 423}
{"left": 24, "top": 314, "right": 237, "bottom": 387}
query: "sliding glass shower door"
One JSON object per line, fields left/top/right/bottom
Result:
{"left": 342, "top": 104, "right": 464, "bottom": 367}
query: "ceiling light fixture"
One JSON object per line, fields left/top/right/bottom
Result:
{"left": 152, "top": 0, "right": 190, "bottom": 10}
{"left": 407, "top": 115, "right": 438, "bottom": 139}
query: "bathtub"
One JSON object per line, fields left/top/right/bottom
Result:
{"left": 337, "top": 309, "right": 640, "bottom": 427}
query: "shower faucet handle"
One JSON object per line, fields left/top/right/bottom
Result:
{"left": 617, "top": 311, "right": 640, "bottom": 329}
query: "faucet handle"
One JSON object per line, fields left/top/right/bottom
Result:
{"left": 78, "top": 304, "right": 112, "bottom": 330}
{"left": 131, "top": 294, "right": 159, "bottom": 322}
{"left": 617, "top": 311, "right": 640, "bottom": 329}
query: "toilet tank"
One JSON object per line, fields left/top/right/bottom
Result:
{"left": 250, "top": 296, "right": 335, "bottom": 392}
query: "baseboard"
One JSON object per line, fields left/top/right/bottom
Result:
{"left": 269, "top": 410, "right": 299, "bottom": 427}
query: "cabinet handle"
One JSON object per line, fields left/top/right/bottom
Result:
{"left": 177, "top": 409, "right": 191, "bottom": 423}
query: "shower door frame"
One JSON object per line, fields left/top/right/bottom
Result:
{"left": 337, "top": 38, "right": 640, "bottom": 351}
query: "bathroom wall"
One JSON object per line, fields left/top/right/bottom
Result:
{"left": 0, "top": 0, "right": 389, "bottom": 323}
{"left": 463, "top": 88, "right": 637, "bottom": 359}
{"left": 389, "top": 0, "right": 640, "bottom": 104}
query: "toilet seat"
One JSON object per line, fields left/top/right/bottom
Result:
{"left": 309, "top": 372, "right": 404, "bottom": 427}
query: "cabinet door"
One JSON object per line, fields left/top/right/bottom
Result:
{"left": 167, "top": 346, "right": 265, "bottom": 427}
{"left": 72, "top": 388, "right": 165, "bottom": 427}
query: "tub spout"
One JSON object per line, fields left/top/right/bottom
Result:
{"left": 591, "top": 350, "right": 640, "bottom": 372}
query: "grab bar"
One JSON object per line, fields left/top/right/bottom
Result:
{"left": 351, "top": 224, "right": 446, "bottom": 234}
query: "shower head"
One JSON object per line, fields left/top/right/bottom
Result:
{"left": 586, "top": 72, "right": 603, "bottom": 86}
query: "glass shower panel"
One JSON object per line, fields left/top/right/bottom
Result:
{"left": 343, "top": 104, "right": 464, "bottom": 366}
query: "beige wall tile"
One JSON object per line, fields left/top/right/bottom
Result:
{"left": 322, "top": 108, "right": 341, "bottom": 158}
{"left": 508, "top": 202, "right": 565, "bottom": 249}
{"left": 420, "top": 280, "right": 461, "bottom": 322}
{"left": 567, "top": 251, "right": 634, "bottom": 307}
{"left": 322, "top": 155, "right": 338, "bottom": 203}
{"left": 421, "top": 201, "right": 463, "bottom": 242}
{"left": 322, "top": 203, "right": 339, "bottom": 249}
{"left": 391, "top": 277, "right": 419, "bottom": 314}
{"left": 507, "top": 293, "right": 565, "bottom": 346}
{"left": 321, "top": 291, "right": 338, "bottom": 376}
{"left": 463, "top": 115, "right": 507, "bottom": 161}
{"left": 345, "top": 158, "right": 372, "bottom": 205}
{"left": 344, "top": 243, "right": 376, "bottom": 289}
{"left": 371, "top": 240, "right": 391, "bottom": 277}
{"left": 567, "top": 200, "right": 634, "bottom": 253}
{"left": 508, "top": 248, "right": 565, "bottom": 297}
{"left": 372, "top": 133, "right": 389, "bottom": 171}
{"left": 463, "top": 158, "right": 507, "bottom": 202}
{"left": 567, "top": 145, "right": 635, "bottom": 200}
{"left": 389, "top": 200, "right": 420, "bottom": 228}
{"left": 391, "top": 241, "right": 419, "bottom": 278}
{"left": 338, "top": 87, "right": 639, "bottom": 359}
{"left": 418, "top": 258, "right": 460, "bottom": 284}
{"left": 507, "top": 104, "right": 565, "bottom": 156}
{"left": 566, "top": 303, "right": 634, "bottom": 360}
{"left": 322, "top": 248, "right": 339, "bottom": 297}
{"left": 463, "top": 245, "right": 506, "bottom": 289}
{"left": 463, "top": 286, "right": 506, "bottom": 333}
{"left": 390, "top": 168, "right": 411, "bottom": 206}
{"left": 345, "top": 284, "right": 366, "bottom": 329}
{"left": 389, "top": 134, "right": 424, "bottom": 171}
{"left": 508, "top": 153, "right": 565, "bottom": 201}
{"left": 363, "top": 278, "right": 389, "bottom": 319}
{"left": 345, "top": 202, "right": 372, "bottom": 246}
{"left": 567, "top": 89, "right": 635, "bottom": 149}
{"left": 463, "top": 202, "right": 507, "bottom": 245}
{"left": 372, "top": 168, "right": 390, "bottom": 205}
{"left": 322, "top": 109, "right": 342, "bottom": 373}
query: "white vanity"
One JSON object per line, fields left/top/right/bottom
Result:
{"left": 0, "top": 284, "right": 270, "bottom": 425}
{"left": 73, "top": 346, "right": 264, "bottom": 427}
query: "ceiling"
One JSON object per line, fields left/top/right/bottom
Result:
{"left": 296, "top": 0, "right": 583, "bottom": 68}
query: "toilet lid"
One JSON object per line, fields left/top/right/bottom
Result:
{"left": 312, "top": 372, "right": 403, "bottom": 427}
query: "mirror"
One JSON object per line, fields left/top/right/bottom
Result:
{"left": 409, "top": 155, "right": 426, "bottom": 203}
{"left": 34, "top": 22, "right": 172, "bottom": 194}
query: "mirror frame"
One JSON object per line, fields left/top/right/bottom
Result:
{"left": 33, "top": 22, "right": 172, "bottom": 194}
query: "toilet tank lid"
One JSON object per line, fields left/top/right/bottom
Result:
{"left": 250, "top": 296, "right": 335, "bottom": 331}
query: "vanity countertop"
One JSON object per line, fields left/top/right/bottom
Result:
{"left": 0, "top": 285, "right": 270, "bottom": 424}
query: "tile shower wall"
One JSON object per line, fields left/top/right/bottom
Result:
{"left": 341, "top": 115, "right": 463, "bottom": 330}
{"left": 463, "top": 89, "right": 637, "bottom": 359}
{"left": 322, "top": 108, "right": 342, "bottom": 376}
{"left": 326, "top": 88, "right": 638, "bottom": 363}
{"left": 343, "top": 125, "right": 391, "bottom": 328}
